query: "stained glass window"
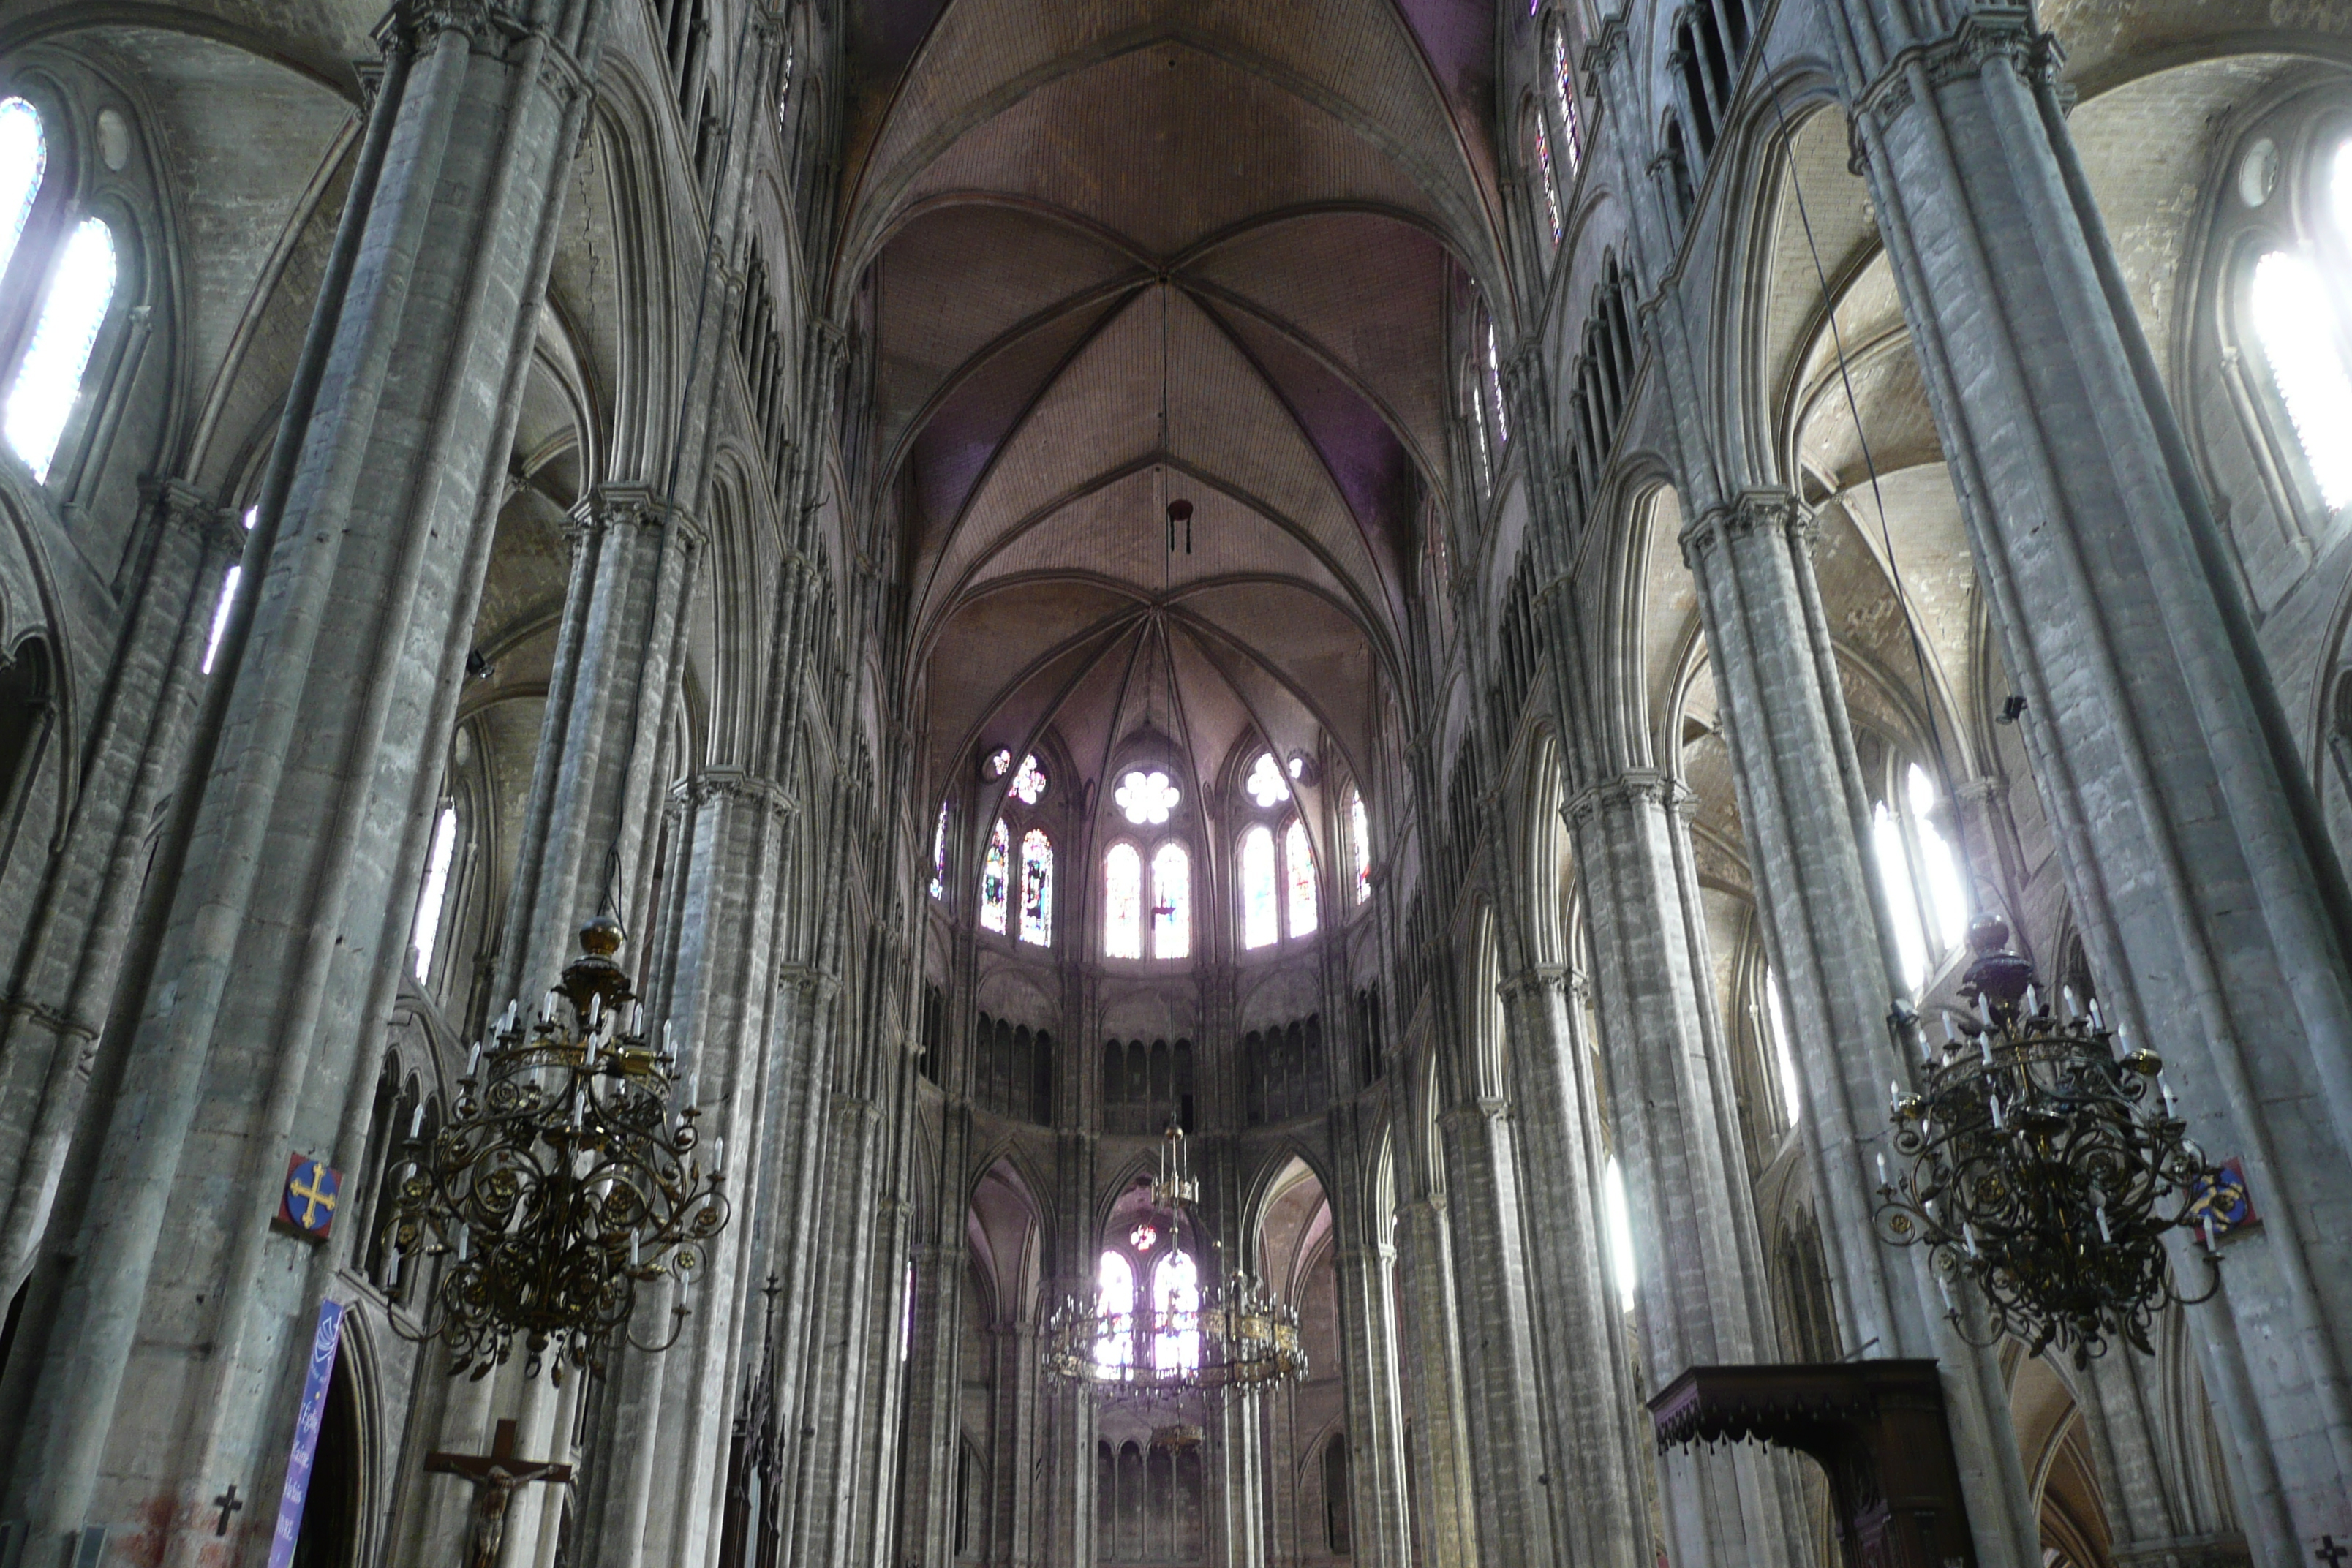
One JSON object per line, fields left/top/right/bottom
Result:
{"left": 1245, "top": 752, "right": 1289, "bottom": 808}
{"left": 411, "top": 804, "right": 459, "bottom": 981}
{"left": 1466, "top": 366, "right": 1492, "bottom": 490}
{"left": 983, "top": 747, "right": 1013, "bottom": 779}
{"left": 1285, "top": 819, "right": 1319, "bottom": 939}
{"left": 1485, "top": 319, "right": 1509, "bottom": 448}
{"left": 1129, "top": 1223, "right": 1158, "bottom": 1252}
{"left": 2250, "top": 250, "right": 2352, "bottom": 510}
{"left": 1019, "top": 827, "right": 1053, "bottom": 946}
{"left": 6, "top": 216, "right": 118, "bottom": 482}
{"left": 1152, "top": 842, "right": 1191, "bottom": 960}
{"left": 1533, "top": 118, "right": 1562, "bottom": 246}
{"left": 1105, "top": 843, "right": 1144, "bottom": 958}
{"left": 980, "top": 818, "right": 1011, "bottom": 933}
{"left": 1240, "top": 824, "right": 1278, "bottom": 949}
{"left": 1152, "top": 1250, "right": 1201, "bottom": 1374}
{"left": 1347, "top": 788, "right": 1371, "bottom": 905}
{"left": 1095, "top": 1251, "right": 1135, "bottom": 1371}
{"left": 1115, "top": 768, "right": 1180, "bottom": 825}
{"left": 1550, "top": 22, "right": 1584, "bottom": 178}
{"left": 930, "top": 802, "right": 948, "bottom": 900}
{"left": 0, "top": 99, "right": 44, "bottom": 286}
{"left": 1009, "top": 753, "right": 1047, "bottom": 804}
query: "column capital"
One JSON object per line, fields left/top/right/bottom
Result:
{"left": 679, "top": 766, "right": 795, "bottom": 818}
{"left": 1853, "top": 6, "right": 2062, "bottom": 132}
{"left": 1678, "top": 486, "right": 1810, "bottom": 570}
{"left": 569, "top": 484, "right": 706, "bottom": 549}
{"left": 144, "top": 478, "right": 244, "bottom": 557}
{"left": 1563, "top": 768, "right": 1691, "bottom": 829}
{"left": 374, "top": 0, "right": 516, "bottom": 55}
{"left": 1496, "top": 965, "right": 1574, "bottom": 1005}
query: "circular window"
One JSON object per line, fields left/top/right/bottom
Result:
{"left": 1115, "top": 769, "right": 1181, "bottom": 826}
{"left": 2238, "top": 137, "right": 2279, "bottom": 209}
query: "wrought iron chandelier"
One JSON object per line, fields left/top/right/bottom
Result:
{"left": 1874, "top": 914, "right": 2223, "bottom": 1365}
{"left": 1041, "top": 1125, "right": 1307, "bottom": 1396}
{"left": 387, "top": 916, "right": 730, "bottom": 1382}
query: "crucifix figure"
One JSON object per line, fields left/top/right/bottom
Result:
{"left": 211, "top": 1485, "right": 242, "bottom": 1537}
{"left": 2316, "top": 1538, "right": 2348, "bottom": 1568}
{"left": 425, "top": 1420, "right": 573, "bottom": 1568}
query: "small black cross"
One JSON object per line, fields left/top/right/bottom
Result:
{"left": 212, "top": 1485, "right": 243, "bottom": 1537}
{"left": 2316, "top": 1537, "right": 2348, "bottom": 1568}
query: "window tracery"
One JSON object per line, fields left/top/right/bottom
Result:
{"left": 1115, "top": 767, "right": 1180, "bottom": 825}
{"left": 1244, "top": 752, "right": 1289, "bottom": 808}
{"left": 1009, "top": 753, "right": 1048, "bottom": 805}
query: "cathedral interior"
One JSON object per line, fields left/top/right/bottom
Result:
{"left": 0, "top": 1, "right": 2348, "bottom": 1567}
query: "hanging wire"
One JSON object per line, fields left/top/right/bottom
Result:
{"left": 1766, "top": 88, "right": 1974, "bottom": 867}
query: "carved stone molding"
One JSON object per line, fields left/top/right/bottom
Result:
{"left": 1563, "top": 768, "right": 1689, "bottom": 829}
{"left": 681, "top": 769, "right": 795, "bottom": 818}
{"left": 568, "top": 484, "right": 706, "bottom": 550}
{"left": 1678, "top": 486, "right": 1810, "bottom": 570}
{"left": 1853, "top": 6, "right": 2063, "bottom": 132}
{"left": 145, "top": 477, "right": 243, "bottom": 559}
{"left": 1496, "top": 965, "right": 1573, "bottom": 1006}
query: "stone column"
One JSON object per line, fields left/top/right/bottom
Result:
{"left": 1324, "top": 1110, "right": 1411, "bottom": 1568}
{"left": 1390, "top": 1194, "right": 1476, "bottom": 1568}
{"left": 1829, "top": 3, "right": 2352, "bottom": 1552}
{"left": 1568, "top": 771, "right": 1796, "bottom": 1568}
{"left": 495, "top": 486, "right": 705, "bottom": 1003}
{"left": 1493, "top": 967, "right": 1646, "bottom": 1568}
{"left": 0, "top": 9, "right": 607, "bottom": 1568}
{"left": 1680, "top": 489, "right": 2040, "bottom": 1568}
{"left": 1435, "top": 1097, "right": 1561, "bottom": 1568}
{"left": 0, "top": 480, "right": 245, "bottom": 1302}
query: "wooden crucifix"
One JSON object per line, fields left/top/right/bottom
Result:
{"left": 425, "top": 1420, "right": 573, "bottom": 1568}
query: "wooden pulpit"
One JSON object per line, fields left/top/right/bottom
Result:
{"left": 1647, "top": 1360, "right": 1975, "bottom": 1568}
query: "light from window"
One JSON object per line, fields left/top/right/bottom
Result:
{"left": 1348, "top": 788, "right": 1371, "bottom": 904}
{"left": 1019, "top": 828, "right": 1053, "bottom": 945}
{"left": 1872, "top": 799, "right": 1928, "bottom": 990}
{"left": 1095, "top": 1251, "right": 1135, "bottom": 1372}
{"left": 2250, "top": 249, "right": 2352, "bottom": 510}
{"left": 1105, "top": 843, "right": 1143, "bottom": 958}
{"left": 7, "top": 216, "right": 118, "bottom": 482}
{"left": 1285, "top": 819, "right": 1319, "bottom": 938}
{"left": 980, "top": 818, "right": 1010, "bottom": 932}
{"left": 1467, "top": 366, "right": 1493, "bottom": 490}
{"left": 1765, "top": 968, "right": 1799, "bottom": 1126}
{"left": 900, "top": 1259, "right": 916, "bottom": 1363}
{"left": 1534, "top": 119, "right": 1562, "bottom": 245}
{"left": 1153, "top": 1251, "right": 1200, "bottom": 1374}
{"left": 1550, "top": 27, "right": 1583, "bottom": 177}
{"left": 1602, "top": 1153, "right": 1637, "bottom": 1313}
{"left": 930, "top": 802, "right": 948, "bottom": 900}
{"left": 1905, "top": 764, "right": 1969, "bottom": 951}
{"left": 2334, "top": 135, "right": 2352, "bottom": 245}
{"left": 0, "top": 99, "right": 43, "bottom": 284}
{"left": 1115, "top": 767, "right": 1180, "bottom": 825}
{"left": 1241, "top": 824, "right": 1278, "bottom": 949}
{"left": 1130, "top": 1222, "right": 1158, "bottom": 1252}
{"left": 202, "top": 506, "right": 259, "bottom": 676}
{"left": 1009, "top": 753, "right": 1047, "bottom": 804}
{"left": 1152, "top": 842, "right": 1191, "bottom": 960}
{"left": 412, "top": 804, "right": 459, "bottom": 981}
{"left": 203, "top": 565, "right": 240, "bottom": 675}
{"left": 1485, "top": 320, "right": 1509, "bottom": 446}
{"left": 983, "top": 747, "right": 1013, "bottom": 779}
{"left": 1245, "top": 752, "right": 1290, "bottom": 808}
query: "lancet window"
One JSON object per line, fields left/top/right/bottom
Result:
{"left": 1346, "top": 784, "right": 1372, "bottom": 905}
{"left": 410, "top": 802, "right": 460, "bottom": 982}
{"left": 0, "top": 95, "right": 128, "bottom": 487}
{"left": 1529, "top": 108, "right": 1561, "bottom": 247}
{"left": 1548, "top": 15, "right": 1584, "bottom": 181}
{"left": 2229, "top": 124, "right": 2352, "bottom": 523}
{"left": 1869, "top": 760, "right": 1969, "bottom": 990}
{"left": 1237, "top": 752, "right": 1318, "bottom": 952}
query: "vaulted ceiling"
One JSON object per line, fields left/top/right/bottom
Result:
{"left": 843, "top": 0, "right": 1506, "bottom": 815}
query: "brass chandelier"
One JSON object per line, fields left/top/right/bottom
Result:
{"left": 1875, "top": 915, "right": 2223, "bottom": 1365}
{"left": 1041, "top": 1126, "right": 1308, "bottom": 1396}
{"left": 387, "top": 916, "right": 730, "bottom": 1382}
